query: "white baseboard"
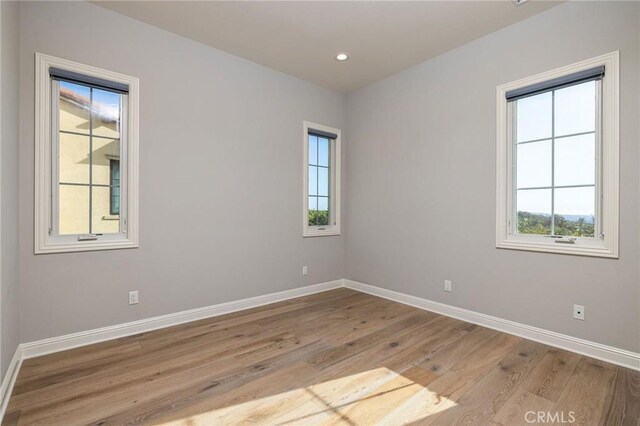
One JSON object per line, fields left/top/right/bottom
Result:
{"left": 344, "top": 279, "right": 640, "bottom": 372}
{"left": 20, "top": 280, "right": 343, "bottom": 360}
{"left": 0, "top": 346, "right": 23, "bottom": 421}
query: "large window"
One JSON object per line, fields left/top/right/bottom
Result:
{"left": 496, "top": 52, "right": 619, "bottom": 258}
{"left": 303, "top": 121, "right": 341, "bottom": 237}
{"left": 35, "top": 53, "right": 139, "bottom": 254}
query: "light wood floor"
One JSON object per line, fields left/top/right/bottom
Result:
{"left": 4, "top": 288, "right": 639, "bottom": 425}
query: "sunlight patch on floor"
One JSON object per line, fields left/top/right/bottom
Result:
{"left": 159, "top": 367, "right": 457, "bottom": 425}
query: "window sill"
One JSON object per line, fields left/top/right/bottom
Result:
{"left": 496, "top": 238, "right": 617, "bottom": 258}
{"left": 102, "top": 215, "right": 120, "bottom": 221}
{"left": 303, "top": 227, "right": 341, "bottom": 238}
{"left": 35, "top": 238, "right": 138, "bottom": 255}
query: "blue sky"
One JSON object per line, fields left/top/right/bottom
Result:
{"left": 61, "top": 81, "right": 121, "bottom": 122}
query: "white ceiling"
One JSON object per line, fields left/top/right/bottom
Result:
{"left": 94, "top": 1, "right": 560, "bottom": 93}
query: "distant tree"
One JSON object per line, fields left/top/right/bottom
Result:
{"left": 309, "top": 210, "right": 329, "bottom": 226}
{"left": 517, "top": 211, "right": 594, "bottom": 237}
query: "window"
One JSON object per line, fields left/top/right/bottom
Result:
{"left": 496, "top": 52, "right": 619, "bottom": 258}
{"left": 109, "top": 159, "right": 120, "bottom": 215}
{"left": 35, "top": 53, "right": 139, "bottom": 253}
{"left": 303, "top": 121, "right": 341, "bottom": 237}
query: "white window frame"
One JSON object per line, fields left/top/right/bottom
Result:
{"left": 35, "top": 53, "right": 139, "bottom": 254}
{"left": 303, "top": 121, "right": 341, "bottom": 237}
{"left": 496, "top": 51, "right": 619, "bottom": 258}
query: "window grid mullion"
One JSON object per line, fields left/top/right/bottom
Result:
{"left": 316, "top": 138, "right": 320, "bottom": 216}
{"left": 88, "top": 87, "right": 94, "bottom": 235}
{"left": 517, "top": 184, "right": 595, "bottom": 191}
{"left": 59, "top": 182, "right": 117, "bottom": 188}
{"left": 59, "top": 129, "right": 120, "bottom": 141}
{"left": 327, "top": 140, "right": 331, "bottom": 222}
{"left": 517, "top": 129, "right": 595, "bottom": 145}
{"left": 551, "top": 89, "right": 555, "bottom": 236}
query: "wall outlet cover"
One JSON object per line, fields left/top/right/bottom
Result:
{"left": 129, "top": 290, "right": 139, "bottom": 305}
{"left": 573, "top": 304, "right": 585, "bottom": 320}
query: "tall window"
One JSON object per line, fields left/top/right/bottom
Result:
{"left": 35, "top": 53, "right": 139, "bottom": 254}
{"left": 496, "top": 52, "right": 619, "bottom": 258}
{"left": 303, "top": 121, "right": 341, "bottom": 237}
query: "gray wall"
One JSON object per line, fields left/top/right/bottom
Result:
{"left": 15, "top": 1, "right": 640, "bottom": 354}
{"left": 1, "top": 1, "right": 21, "bottom": 376}
{"left": 345, "top": 1, "right": 640, "bottom": 352}
{"left": 18, "top": 1, "right": 346, "bottom": 342}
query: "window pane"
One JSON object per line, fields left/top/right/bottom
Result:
{"left": 316, "top": 196, "right": 329, "bottom": 226}
{"left": 516, "top": 189, "right": 552, "bottom": 235}
{"left": 308, "top": 166, "right": 318, "bottom": 196}
{"left": 517, "top": 140, "right": 551, "bottom": 189}
{"left": 318, "top": 167, "right": 329, "bottom": 196}
{"left": 554, "top": 187, "right": 595, "bottom": 237}
{"left": 110, "top": 185, "right": 120, "bottom": 216}
{"left": 308, "top": 196, "right": 317, "bottom": 211}
{"left": 59, "top": 81, "right": 90, "bottom": 135}
{"left": 110, "top": 160, "right": 120, "bottom": 215}
{"left": 59, "top": 133, "right": 90, "bottom": 184}
{"left": 92, "top": 89, "right": 121, "bottom": 139}
{"left": 318, "top": 196, "right": 328, "bottom": 211}
{"left": 554, "top": 134, "right": 595, "bottom": 187}
{"left": 516, "top": 92, "right": 552, "bottom": 142}
{"left": 91, "top": 138, "right": 120, "bottom": 185}
{"left": 308, "top": 135, "right": 318, "bottom": 165}
{"left": 318, "top": 137, "right": 329, "bottom": 167}
{"left": 59, "top": 184, "right": 89, "bottom": 235}
{"left": 554, "top": 81, "right": 595, "bottom": 137}
{"left": 308, "top": 196, "right": 318, "bottom": 226}
{"left": 92, "top": 186, "right": 120, "bottom": 234}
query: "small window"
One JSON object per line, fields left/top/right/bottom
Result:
{"left": 109, "top": 159, "right": 120, "bottom": 215}
{"left": 303, "top": 121, "right": 341, "bottom": 237}
{"left": 35, "top": 53, "right": 139, "bottom": 253}
{"left": 496, "top": 52, "right": 619, "bottom": 258}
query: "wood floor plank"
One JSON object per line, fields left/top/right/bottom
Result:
{"left": 492, "top": 390, "right": 555, "bottom": 426}
{"left": 424, "top": 339, "right": 548, "bottom": 425}
{"left": 3, "top": 289, "right": 634, "bottom": 426}
{"left": 307, "top": 312, "right": 434, "bottom": 371}
{"left": 520, "top": 347, "right": 581, "bottom": 402}
{"left": 13, "top": 341, "right": 144, "bottom": 395}
{"left": 148, "top": 362, "right": 324, "bottom": 425}
{"left": 417, "top": 326, "right": 522, "bottom": 380}
{"left": 331, "top": 365, "right": 435, "bottom": 425}
{"left": 601, "top": 367, "right": 640, "bottom": 426}
{"left": 552, "top": 357, "right": 618, "bottom": 425}
{"left": 69, "top": 340, "right": 330, "bottom": 426}
{"left": 318, "top": 315, "right": 473, "bottom": 382}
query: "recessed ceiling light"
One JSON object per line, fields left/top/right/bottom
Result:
{"left": 335, "top": 52, "right": 349, "bottom": 61}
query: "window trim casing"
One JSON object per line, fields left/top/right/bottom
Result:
{"left": 303, "top": 121, "right": 341, "bottom": 237}
{"left": 35, "top": 53, "right": 139, "bottom": 254}
{"left": 495, "top": 51, "right": 619, "bottom": 258}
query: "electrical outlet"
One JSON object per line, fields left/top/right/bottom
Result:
{"left": 302, "top": 266, "right": 308, "bottom": 276}
{"left": 573, "top": 304, "right": 585, "bottom": 320}
{"left": 129, "top": 290, "right": 139, "bottom": 305}
{"left": 444, "top": 280, "right": 452, "bottom": 292}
